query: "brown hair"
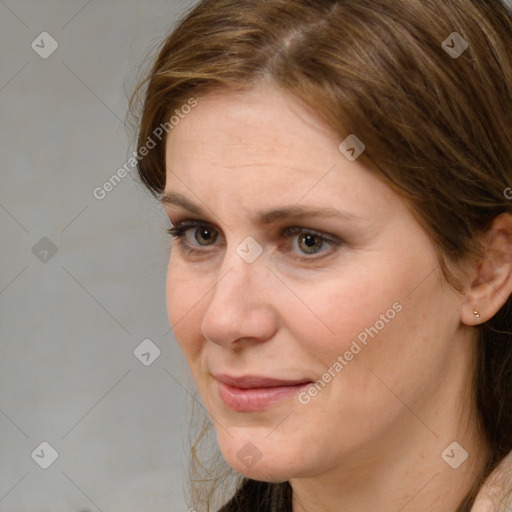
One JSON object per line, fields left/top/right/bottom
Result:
{"left": 129, "top": 0, "right": 512, "bottom": 510}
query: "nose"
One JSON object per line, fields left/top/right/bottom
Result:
{"left": 200, "top": 250, "right": 278, "bottom": 348}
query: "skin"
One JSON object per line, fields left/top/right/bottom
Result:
{"left": 161, "top": 85, "right": 512, "bottom": 511}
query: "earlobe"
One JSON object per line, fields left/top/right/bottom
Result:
{"left": 461, "top": 213, "right": 512, "bottom": 326}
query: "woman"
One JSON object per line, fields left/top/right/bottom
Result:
{"left": 130, "top": 0, "right": 512, "bottom": 510}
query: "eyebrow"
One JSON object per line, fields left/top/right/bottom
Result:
{"left": 161, "top": 191, "right": 361, "bottom": 224}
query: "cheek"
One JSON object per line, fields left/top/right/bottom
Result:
{"left": 299, "top": 267, "right": 458, "bottom": 413}
{"left": 284, "top": 262, "right": 450, "bottom": 398}
{"left": 283, "top": 271, "right": 401, "bottom": 356}
{"left": 165, "top": 258, "right": 206, "bottom": 360}
{"left": 278, "top": 279, "right": 443, "bottom": 451}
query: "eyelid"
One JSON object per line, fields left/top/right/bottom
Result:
{"left": 168, "top": 218, "right": 220, "bottom": 240}
{"left": 280, "top": 225, "right": 341, "bottom": 244}
{"left": 167, "top": 218, "right": 342, "bottom": 261}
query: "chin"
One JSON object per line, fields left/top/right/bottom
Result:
{"left": 223, "top": 453, "right": 297, "bottom": 482}
{"left": 215, "top": 430, "right": 315, "bottom": 482}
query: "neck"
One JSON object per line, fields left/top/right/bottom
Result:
{"left": 290, "top": 343, "right": 489, "bottom": 512}
{"left": 291, "top": 423, "right": 488, "bottom": 512}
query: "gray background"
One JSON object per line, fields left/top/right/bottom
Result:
{"left": 0, "top": 1, "right": 201, "bottom": 511}
{"left": 2, "top": 1, "right": 512, "bottom": 512}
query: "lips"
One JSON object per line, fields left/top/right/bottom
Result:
{"left": 214, "top": 374, "right": 313, "bottom": 412}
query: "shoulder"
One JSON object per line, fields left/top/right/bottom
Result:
{"left": 471, "top": 450, "right": 512, "bottom": 512}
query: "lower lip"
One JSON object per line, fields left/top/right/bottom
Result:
{"left": 217, "top": 381, "right": 311, "bottom": 412}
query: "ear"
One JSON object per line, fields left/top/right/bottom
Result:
{"left": 461, "top": 213, "right": 512, "bottom": 326}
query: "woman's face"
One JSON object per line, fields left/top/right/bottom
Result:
{"left": 163, "top": 86, "right": 472, "bottom": 482}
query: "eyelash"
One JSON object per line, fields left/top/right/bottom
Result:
{"left": 166, "top": 219, "right": 341, "bottom": 263}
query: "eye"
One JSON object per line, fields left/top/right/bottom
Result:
{"left": 280, "top": 226, "right": 342, "bottom": 262}
{"left": 168, "top": 221, "right": 218, "bottom": 247}
{"left": 284, "top": 228, "right": 327, "bottom": 255}
{"left": 167, "top": 220, "right": 342, "bottom": 261}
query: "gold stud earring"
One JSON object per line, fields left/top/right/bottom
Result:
{"left": 473, "top": 309, "right": 480, "bottom": 320}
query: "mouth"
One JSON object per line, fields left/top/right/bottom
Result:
{"left": 214, "top": 374, "right": 313, "bottom": 412}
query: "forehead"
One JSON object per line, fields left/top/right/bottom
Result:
{"left": 165, "top": 86, "right": 340, "bottom": 171}
{"left": 162, "top": 86, "right": 396, "bottom": 226}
